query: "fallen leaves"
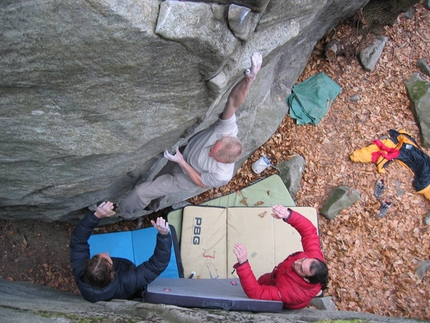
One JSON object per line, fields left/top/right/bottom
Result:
{"left": 239, "top": 197, "right": 248, "bottom": 206}
{"left": 20, "top": 234, "right": 28, "bottom": 249}
{"left": 190, "top": 3, "right": 430, "bottom": 320}
{"left": 258, "top": 211, "right": 268, "bottom": 218}
{"left": 0, "top": 3, "right": 428, "bottom": 321}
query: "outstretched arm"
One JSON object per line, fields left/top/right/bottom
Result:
{"left": 70, "top": 201, "right": 116, "bottom": 281}
{"left": 233, "top": 244, "right": 282, "bottom": 302}
{"left": 273, "top": 204, "right": 322, "bottom": 255}
{"left": 221, "top": 52, "right": 262, "bottom": 120}
{"left": 135, "top": 217, "right": 172, "bottom": 287}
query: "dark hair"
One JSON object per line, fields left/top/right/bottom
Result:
{"left": 305, "top": 259, "right": 329, "bottom": 290}
{"left": 84, "top": 255, "right": 114, "bottom": 289}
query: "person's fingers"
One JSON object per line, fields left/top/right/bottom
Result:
{"left": 158, "top": 217, "right": 167, "bottom": 227}
{"left": 272, "top": 204, "right": 281, "bottom": 211}
{"left": 234, "top": 242, "right": 244, "bottom": 251}
{"left": 272, "top": 205, "right": 284, "bottom": 216}
{"left": 98, "top": 202, "right": 115, "bottom": 214}
{"left": 271, "top": 212, "right": 280, "bottom": 219}
{"left": 162, "top": 220, "right": 169, "bottom": 231}
{"left": 106, "top": 210, "right": 116, "bottom": 217}
{"left": 151, "top": 217, "right": 169, "bottom": 233}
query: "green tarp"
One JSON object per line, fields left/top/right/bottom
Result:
{"left": 287, "top": 72, "right": 342, "bottom": 125}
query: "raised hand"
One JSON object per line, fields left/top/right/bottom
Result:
{"left": 271, "top": 204, "right": 291, "bottom": 220}
{"left": 94, "top": 201, "right": 116, "bottom": 218}
{"left": 151, "top": 217, "right": 170, "bottom": 235}
{"left": 245, "top": 52, "right": 262, "bottom": 81}
{"left": 164, "top": 147, "right": 184, "bottom": 164}
{"left": 233, "top": 242, "right": 248, "bottom": 264}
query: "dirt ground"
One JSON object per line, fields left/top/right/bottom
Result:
{"left": 1, "top": 2, "right": 429, "bottom": 321}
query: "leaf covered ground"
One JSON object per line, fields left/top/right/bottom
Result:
{"left": 0, "top": 3, "right": 429, "bottom": 320}
{"left": 191, "top": 3, "right": 430, "bottom": 319}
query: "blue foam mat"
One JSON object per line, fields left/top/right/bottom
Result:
{"left": 88, "top": 226, "right": 180, "bottom": 278}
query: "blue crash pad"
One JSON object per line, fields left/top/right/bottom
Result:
{"left": 88, "top": 226, "right": 180, "bottom": 278}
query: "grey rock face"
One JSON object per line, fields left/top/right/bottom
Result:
{"left": 228, "top": 4, "right": 255, "bottom": 41}
{"left": 416, "top": 260, "right": 430, "bottom": 279}
{"left": 405, "top": 73, "right": 430, "bottom": 148}
{"left": 0, "top": 279, "right": 423, "bottom": 323}
{"left": 320, "top": 186, "right": 361, "bottom": 220}
{"left": 309, "top": 296, "right": 337, "bottom": 311}
{"left": 416, "top": 58, "right": 430, "bottom": 76}
{"left": 350, "top": 94, "right": 361, "bottom": 102}
{"left": 277, "top": 155, "right": 306, "bottom": 199}
{"left": 0, "top": 0, "right": 369, "bottom": 222}
{"left": 424, "top": 210, "right": 430, "bottom": 225}
{"left": 358, "top": 36, "right": 388, "bottom": 72}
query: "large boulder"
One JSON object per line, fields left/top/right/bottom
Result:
{"left": 358, "top": 35, "right": 388, "bottom": 71}
{"left": 0, "top": 279, "right": 423, "bottom": 323}
{"left": 277, "top": 154, "right": 306, "bottom": 199}
{"left": 405, "top": 73, "right": 430, "bottom": 148}
{"left": 0, "top": 0, "right": 370, "bottom": 222}
{"left": 320, "top": 186, "right": 361, "bottom": 220}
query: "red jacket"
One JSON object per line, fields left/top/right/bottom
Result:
{"left": 234, "top": 209, "right": 325, "bottom": 309}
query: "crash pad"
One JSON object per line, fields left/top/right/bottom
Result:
{"left": 145, "top": 277, "right": 283, "bottom": 312}
{"left": 88, "top": 225, "right": 182, "bottom": 278}
{"left": 180, "top": 206, "right": 318, "bottom": 280}
{"left": 167, "top": 174, "right": 296, "bottom": 242}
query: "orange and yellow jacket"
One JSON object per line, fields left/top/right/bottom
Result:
{"left": 350, "top": 129, "right": 430, "bottom": 200}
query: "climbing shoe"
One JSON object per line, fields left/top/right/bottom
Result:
{"left": 374, "top": 178, "right": 385, "bottom": 200}
{"left": 377, "top": 201, "right": 392, "bottom": 218}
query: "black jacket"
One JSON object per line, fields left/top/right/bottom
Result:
{"left": 388, "top": 129, "right": 430, "bottom": 192}
{"left": 70, "top": 212, "right": 172, "bottom": 302}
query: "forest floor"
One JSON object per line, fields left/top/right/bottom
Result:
{"left": 1, "top": 2, "right": 429, "bottom": 321}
